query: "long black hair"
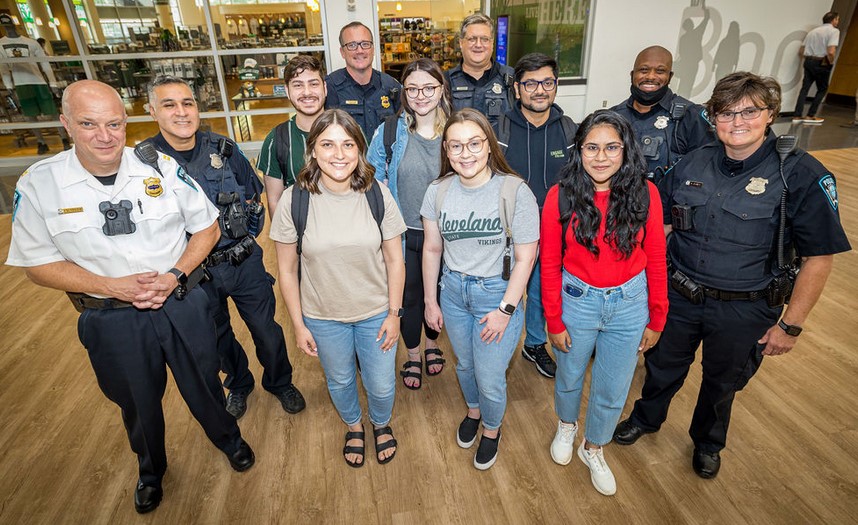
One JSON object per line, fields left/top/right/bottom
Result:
{"left": 557, "top": 110, "right": 648, "bottom": 259}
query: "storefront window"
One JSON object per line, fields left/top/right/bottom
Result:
{"left": 212, "top": 0, "right": 323, "bottom": 50}
{"left": 489, "top": 0, "right": 590, "bottom": 77}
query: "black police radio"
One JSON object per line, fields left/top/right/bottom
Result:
{"left": 212, "top": 138, "right": 251, "bottom": 239}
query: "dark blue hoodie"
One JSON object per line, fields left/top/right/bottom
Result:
{"left": 494, "top": 102, "right": 576, "bottom": 208}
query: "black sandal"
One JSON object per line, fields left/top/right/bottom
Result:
{"left": 400, "top": 357, "right": 422, "bottom": 390}
{"left": 424, "top": 347, "right": 446, "bottom": 376}
{"left": 373, "top": 426, "right": 398, "bottom": 465}
{"left": 343, "top": 430, "right": 365, "bottom": 468}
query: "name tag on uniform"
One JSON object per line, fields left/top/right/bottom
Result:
{"left": 455, "top": 86, "right": 469, "bottom": 91}
{"left": 58, "top": 207, "right": 84, "bottom": 214}
{"left": 345, "top": 100, "right": 360, "bottom": 105}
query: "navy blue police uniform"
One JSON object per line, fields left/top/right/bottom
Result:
{"left": 626, "top": 133, "right": 850, "bottom": 453}
{"left": 446, "top": 61, "right": 515, "bottom": 126}
{"left": 6, "top": 147, "right": 248, "bottom": 494}
{"left": 150, "top": 131, "right": 299, "bottom": 408}
{"left": 325, "top": 67, "right": 400, "bottom": 139}
{"left": 611, "top": 88, "right": 713, "bottom": 184}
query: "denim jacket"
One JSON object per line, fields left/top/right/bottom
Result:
{"left": 367, "top": 113, "right": 409, "bottom": 205}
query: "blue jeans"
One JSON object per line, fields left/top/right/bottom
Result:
{"left": 440, "top": 268, "right": 523, "bottom": 430}
{"left": 524, "top": 256, "right": 546, "bottom": 347}
{"left": 554, "top": 270, "right": 649, "bottom": 446}
{"left": 303, "top": 311, "right": 395, "bottom": 427}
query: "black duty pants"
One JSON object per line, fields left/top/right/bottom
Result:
{"left": 205, "top": 243, "right": 294, "bottom": 395}
{"left": 794, "top": 58, "right": 833, "bottom": 118}
{"left": 77, "top": 287, "right": 243, "bottom": 487}
{"left": 628, "top": 287, "right": 781, "bottom": 452}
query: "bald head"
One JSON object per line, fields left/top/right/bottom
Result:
{"left": 633, "top": 46, "right": 673, "bottom": 71}
{"left": 61, "top": 80, "right": 125, "bottom": 119}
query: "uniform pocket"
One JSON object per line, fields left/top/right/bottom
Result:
{"left": 720, "top": 192, "right": 776, "bottom": 246}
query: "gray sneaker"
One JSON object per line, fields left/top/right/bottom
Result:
{"left": 225, "top": 390, "right": 251, "bottom": 419}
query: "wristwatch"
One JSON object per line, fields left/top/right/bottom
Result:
{"left": 778, "top": 319, "right": 803, "bottom": 337}
{"left": 499, "top": 301, "right": 516, "bottom": 315}
{"left": 388, "top": 307, "right": 404, "bottom": 318}
{"left": 168, "top": 267, "right": 189, "bottom": 300}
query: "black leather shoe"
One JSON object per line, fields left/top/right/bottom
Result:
{"left": 225, "top": 389, "right": 251, "bottom": 419}
{"left": 134, "top": 481, "right": 162, "bottom": 514}
{"left": 275, "top": 384, "right": 306, "bottom": 414}
{"left": 613, "top": 418, "right": 654, "bottom": 445}
{"left": 227, "top": 440, "right": 256, "bottom": 472}
{"left": 692, "top": 449, "right": 721, "bottom": 479}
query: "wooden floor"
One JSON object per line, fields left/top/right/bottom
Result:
{"left": 0, "top": 149, "right": 856, "bottom": 525}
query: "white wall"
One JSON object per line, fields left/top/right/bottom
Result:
{"left": 327, "top": 0, "right": 831, "bottom": 120}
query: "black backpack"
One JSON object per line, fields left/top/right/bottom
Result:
{"left": 291, "top": 180, "right": 385, "bottom": 262}
{"left": 495, "top": 113, "right": 577, "bottom": 159}
{"left": 274, "top": 120, "right": 293, "bottom": 180}
{"left": 382, "top": 114, "right": 398, "bottom": 179}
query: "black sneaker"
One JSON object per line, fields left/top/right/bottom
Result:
{"left": 37, "top": 143, "right": 49, "bottom": 155}
{"left": 474, "top": 431, "right": 501, "bottom": 470}
{"left": 522, "top": 343, "right": 556, "bottom": 378}
{"left": 457, "top": 415, "right": 480, "bottom": 449}
{"left": 225, "top": 390, "right": 251, "bottom": 419}
{"left": 274, "top": 384, "right": 306, "bottom": 414}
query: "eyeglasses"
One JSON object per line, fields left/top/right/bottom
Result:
{"left": 342, "top": 40, "right": 373, "bottom": 51}
{"left": 446, "top": 137, "right": 488, "bottom": 156}
{"left": 464, "top": 36, "right": 492, "bottom": 46}
{"left": 714, "top": 106, "right": 768, "bottom": 123}
{"left": 581, "top": 143, "right": 624, "bottom": 158}
{"left": 405, "top": 85, "right": 441, "bottom": 98}
{"left": 519, "top": 78, "right": 557, "bottom": 93}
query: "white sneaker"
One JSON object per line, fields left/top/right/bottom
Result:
{"left": 550, "top": 421, "right": 577, "bottom": 465}
{"left": 578, "top": 441, "right": 617, "bottom": 496}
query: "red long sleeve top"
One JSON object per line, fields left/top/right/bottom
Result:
{"left": 540, "top": 182, "right": 668, "bottom": 334}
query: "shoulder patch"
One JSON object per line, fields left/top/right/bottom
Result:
{"left": 11, "top": 189, "right": 21, "bottom": 222}
{"left": 700, "top": 108, "right": 712, "bottom": 125}
{"left": 818, "top": 174, "right": 838, "bottom": 210}
{"left": 176, "top": 166, "right": 197, "bottom": 190}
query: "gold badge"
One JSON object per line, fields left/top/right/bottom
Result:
{"left": 745, "top": 177, "right": 767, "bottom": 195}
{"left": 144, "top": 177, "right": 163, "bottom": 197}
{"left": 491, "top": 82, "right": 503, "bottom": 94}
{"left": 380, "top": 95, "right": 390, "bottom": 109}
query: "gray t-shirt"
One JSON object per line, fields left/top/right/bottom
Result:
{"left": 397, "top": 131, "right": 442, "bottom": 229}
{"left": 420, "top": 174, "right": 539, "bottom": 277}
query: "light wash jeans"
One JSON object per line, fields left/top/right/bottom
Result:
{"left": 554, "top": 270, "right": 649, "bottom": 446}
{"left": 524, "top": 256, "right": 547, "bottom": 347}
{"left": 440, "top": 267, "right": 523, "bottom": 430}
{"left": 303, "top": 311, "right": 395, "bottom": 427}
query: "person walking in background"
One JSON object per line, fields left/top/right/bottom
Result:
{"left": 793, "top": 11, "right": 840, "bottom": 124}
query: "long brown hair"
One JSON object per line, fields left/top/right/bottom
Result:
{"left": 297, "top": 108, "right": 376, "bottom": 194}
{"left": 399, "top": 58, "right": 451, "bottom": 137}
{"left": 439, "top": 108, "right": 518, "bottom": 180}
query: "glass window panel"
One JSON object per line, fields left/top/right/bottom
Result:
{"left": 125, "top": 116, "right": 229, "bottom": 145}
{"left": 212, "top": 1, "right": 323, "bottom": 50}
{"left": 78, "top": 0, "right": 210, "bottom": 50}
{"left": 231, "top": 112, "right": 291, "bottom": 142}
{"left": 88, "top": 56, "right": 223, "bottom": 114}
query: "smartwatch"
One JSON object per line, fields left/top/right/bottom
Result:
{"left": 499, "top": 301, "right": 516, "bottom": 315}
{"left": 168, "top": 267, "right": 189, "bottom": 300}
{"left": 388, "top": 307, "right": 404, "bottom": 318}
{"left": 778, "top": 319, "right": 802, "bottom": 337}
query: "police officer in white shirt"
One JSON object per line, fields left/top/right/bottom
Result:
{"left": 5, "top": 80, "right": 255, "bottom": 515}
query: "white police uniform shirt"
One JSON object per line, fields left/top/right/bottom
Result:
{"left": 6, "top": 147, "right": 218, "bottom": 295}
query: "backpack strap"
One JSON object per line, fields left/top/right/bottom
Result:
{"left": 274, "top": 120, "right": 292, "bottom": 180}
{"left": 382, "top": 115, "right": 398, "bottom": 180}
{"left": 499, "top": 175, "right": 524, "bottom": 280}
{"left": 559, "top": 115, "right": 578, "bottom": 160}
{"left": 366, "top": 179, "right": 385, "bottom": 237}
{"left": 290, "top": 184, "right": 310, "bottom": 257}
{"left": 495, "top": 113, "right": 511, "bottom": 155}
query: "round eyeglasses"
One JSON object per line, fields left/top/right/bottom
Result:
{"left": 446, "top": 137, "right": 488, "bottom": 156}
{"left": 581, "top": 143, "right": 624, "bottom": 158}
{"left": 405, "top": 85, "right": 441, "bottom": 99}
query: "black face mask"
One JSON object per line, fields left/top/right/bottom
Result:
{"left": 630, "top": 83, "right": 670, "bottom": 107}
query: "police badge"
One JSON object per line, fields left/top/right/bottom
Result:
{"left": 144, "top": 177, "right": 164, "bottom": 197}
{"left": 491, "top": 83, "right": 503, "bottom": 94}
{"left": 210, "top": 153, "right": 224, "bottom": 169}
{"left": 745, "top": 177, "right": 767, "bottom": 195}
{"left": 380, "top": 95, "right": 390, "bottom": 109}
{"left": 654, "top": 116, "right": 669, "bottom": 130}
